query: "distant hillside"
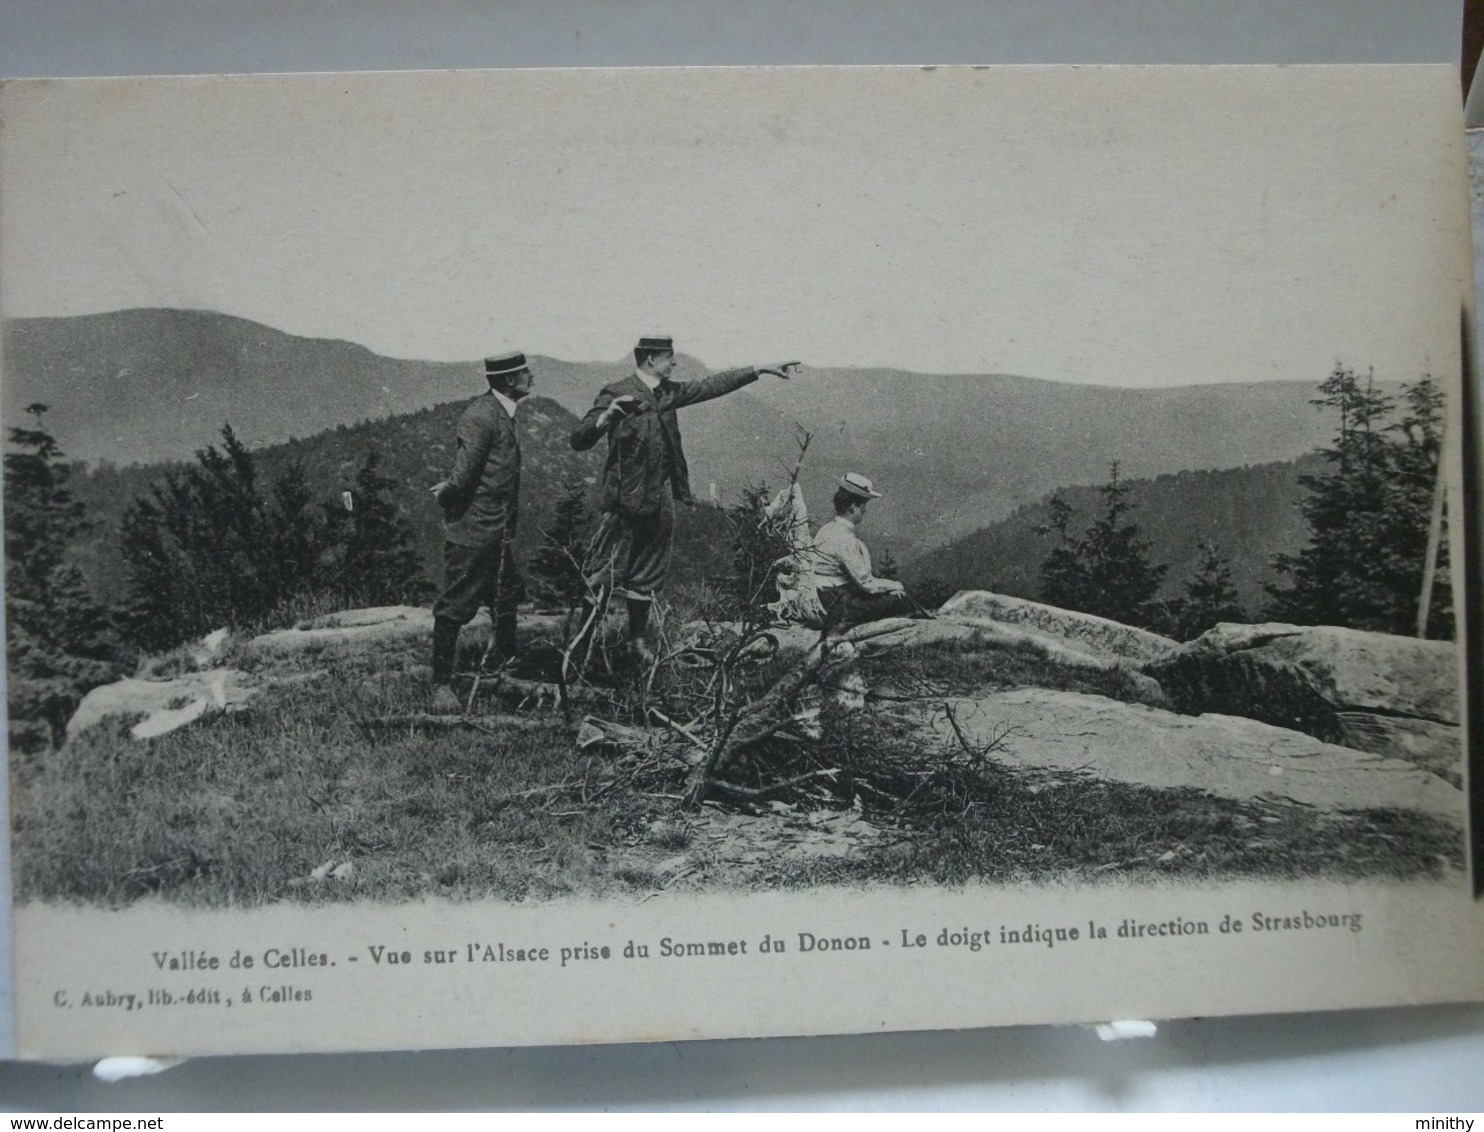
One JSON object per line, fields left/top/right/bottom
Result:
{"left": 70, "top": 395, "right": 736, "bottom": 609}
{"left": 1, "top": 309, "right": 619, "bottom": 467}
{"left": 904, "top": 456, "right": 1327, "bottom": 611}
{"left": 690, "top": 372, "right": 1359, "bottom": 562}
{"left": 7, "top": 307, "right": 1387, "bottom": 563}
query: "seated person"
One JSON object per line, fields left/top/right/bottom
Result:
{"left": 803, "top": 473, "right": 917, "bottom": 629}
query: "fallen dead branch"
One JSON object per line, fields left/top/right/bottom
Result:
{"left": 706, "top": 768, "right": 841, "bottom": 801}
{"left": 473, "top": 675, "right": 605, "bottom": 707}
{"left": 489, "top": 781, "right": 576, "bottom": 803}
{"left": 361, "top": 712, "right": 554, "bottom": 734}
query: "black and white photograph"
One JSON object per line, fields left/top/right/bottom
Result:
{"left": 2, "top": 64, "right": 1480, "bottom": 1059}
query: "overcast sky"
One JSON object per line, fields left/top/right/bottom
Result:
{"left": 0, "top": 64, "right": 1470, "bottom": 385}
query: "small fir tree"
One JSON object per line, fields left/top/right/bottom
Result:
{"left": 1038, "top": 463, "right": 1168, "bottom": 628}
{"left": 527, "top": 480, "right": 591, "bottom": 608}
{"left": 4, "top": 405, "right": 120, "bottom": 749}
{"left": 1173, "top": 541, "right": 1246, "bottom": 640}
{"left": 326, "top": 450, "right": 429, "bottom": 606}
{"left": 266, "top": 460, "right": 334, "bottom": 604}
{"left": 1037, "top": 492, "right": 1092, "bottom": 614}
{"left": 120, "top": 424, "right": 270, "bottom": 649}
{"left": 722, "top": 483, "right": 798, "bottom": 621}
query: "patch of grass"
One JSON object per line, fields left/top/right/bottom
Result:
{"left": 11, "top": 622, "right": 1465, "bottom": 907}
{"left": 12, "top": 666, "right": 667, "bottom": 906}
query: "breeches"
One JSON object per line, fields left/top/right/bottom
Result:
{"left": 583, "top": 502, "right": 674, "bottom": 602}
{"left": 434, "top": 537, "right": 524, "bottom": 630}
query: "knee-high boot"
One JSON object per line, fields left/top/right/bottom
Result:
{"left": 494, "top": 606, "right": 519, "bottom": 665}
{"left": 625, "top": 597, "right": 652, "bottom": 641}
{"left": 432, "top": 617, "right": 461, "bottom": 687}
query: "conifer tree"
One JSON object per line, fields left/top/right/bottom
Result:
{"left": 1037, "top": 491, "right": 1092, "bottom": 614}
{"left": 1266, "top": 367, "right": 1451, "bottom": 636}
{"left": 527, "top": 480, "right": 590, "bottom": 608}
{"left": 120, "top": 425, "right": 269, "bottom": 649}
{"left": 1173, "top": 541, "right": 1246, "bottom": 640}
{"left": 267, "top": 461, "right": 333, "bottom": 602}
{"left": 1385, "top": 375, "right": 1452, "bottom": 637}
{"left": 715, "top": 483, "right": 798, "bottom": 620}
{"left": 325, "top": 449, "right": 428, "bottom": 607}
{"left": 119, "top": 425, "right": 348, "bottom": 649}
{"left": 1038, "top": 463, "right": 1168, "bottom": 628}
{"left": 4, "top": 405, "right": 119, "bottom": 749}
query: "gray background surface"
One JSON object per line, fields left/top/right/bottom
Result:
{"left": 2, "top": 0, "right": 1482, "bottom": 1111}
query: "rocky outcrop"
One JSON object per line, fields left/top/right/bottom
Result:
{"left": 243, "top": 605, "right": 585, "bottom": 663}
{"left": 1144, "top": 623, "right": 1461, "bottom": 779}
{"left": 920, "top": 688, "right": 1464, "bottom": 819}
{"left": 246, "top": 606, "right": 438, "bottom": 655}
{"left": 700, "top": 614, "right": 1164, "bottom": 704}
{"left": 937, "top": 591, "right": 1177, "bottom": 664}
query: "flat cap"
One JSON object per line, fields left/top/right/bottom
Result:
{"left": 485, "top": 351, "right": 529, "bottom": 377}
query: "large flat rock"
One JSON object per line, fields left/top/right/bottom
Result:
{"left": 711, "top": 615, "right": 1162, "bottom": 702}
{"left": 920, "top": 688, "right": 1464, "bottom": 820}
{"left": 246, "top": 605, "right": 438, "bottom": 654}
{"left": 1144, "top": 622, "right": 1461, "bottom": 777}
{"left": 938, "top": 590, "right": 1177, "bottom": 664}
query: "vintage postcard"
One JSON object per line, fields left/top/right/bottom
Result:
{"left": 1, "top": 65, "right": 1480, "bottom": 1059}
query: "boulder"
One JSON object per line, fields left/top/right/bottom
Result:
{"left": 920, "top": 688, "right": 1464, "bottom": 820}
{"left": 243, "top": 605, "right": 587, "bottom": 662}
{"left": 692, "top": 615, "right": 1163, "bottom": 705}
{"left": 247, "top": 605, "right": 436, "bottom": 655}
{"left": 938, "top": 591, "right": 1177, "bottom": 664}
{"left": 1144, "top": 623, "right": 1461, "bottom": 777}
{"left": 67, "top": 669, "right": 258, "bottom": 739}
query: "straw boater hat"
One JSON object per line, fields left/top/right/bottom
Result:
{"left": 636, "top": 335, "right": 675, "bottom": 354}
{"left": 838, "top": 472, "right": 883, "bottom": 500}
{"left": 485, "top": 351, "right": 529, "bottom": 381}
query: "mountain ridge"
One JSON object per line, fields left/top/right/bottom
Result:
{"left": 6, "top": 307, "right": 1377, "bottom": 558}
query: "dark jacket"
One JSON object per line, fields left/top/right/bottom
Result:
{"left": 440, "top": 393, "right": 521, "bottom": 548}
{"left": 570, "top": 367, "right": 757, "bottom": 516}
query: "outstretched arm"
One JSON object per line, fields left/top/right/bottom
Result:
{"left": 664, "top": 362, "right": 800, "bottom": 411}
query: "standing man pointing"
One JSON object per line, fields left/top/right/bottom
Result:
{"left": 428, "top": 351, "right": 531, "bottom": 713}
{"left": 571, "top": 335, "right": 799, "bottom": 653}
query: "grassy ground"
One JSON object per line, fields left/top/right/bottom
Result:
{"left": 9, "top": 618, "right": 1466, "bottom": 907}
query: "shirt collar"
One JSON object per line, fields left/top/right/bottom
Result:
{"left": 633, "top": 366, "right": 661, "bottom": 392}
{"left": 833, "top": 515, "right": 856, "bottom": 529}
{"left": 490, "top": 388, "right": 520, "bottom": 418}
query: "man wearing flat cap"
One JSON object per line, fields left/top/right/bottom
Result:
{"left": 427, "top": 351, "right": 531, "bottom": 712}
{"left": 802, "top": 472, "right": 915, "bottom": 629}
{"left": 571, "top": 335, "right": 799, "bottom": 652}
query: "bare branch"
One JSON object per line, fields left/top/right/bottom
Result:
{"left": 708, "top": 767, "right": 840, "bottom": 800}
